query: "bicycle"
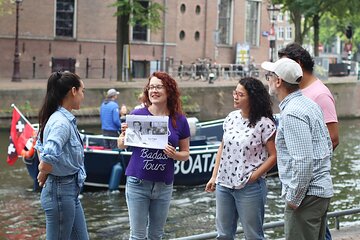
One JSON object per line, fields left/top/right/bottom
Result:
{"left": 178, "top": 62, "right": 205, "bottom": 81}
{"left": 177, "top": 62, "right": 196, "bottom": 81}
{"left": 177, "top": 59, "right": 219, "bottom": 83}
{"left": 222, "top": 64, "right": 245, "bottom": 81}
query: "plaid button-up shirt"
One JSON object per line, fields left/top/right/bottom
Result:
{"left": 276, "top": 90, "right": 334, "bottom": 207}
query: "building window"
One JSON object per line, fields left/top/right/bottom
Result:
{"left": 195, "top": 5, "right": 201, "bottom": 15}
{"left": 277, "top": 44, "right": 284, "bottom": 51}
{"left": 56, "top": 0, "right": 75, "bottom": 37}
{"left": 180, "top": 3, "right": 186, "bottom": 13}
{"left": 245, "top": 0, "right": 260, "bottom": 46}
{"left": 286, "top": 26, "right": 292, "bottom": 40}
{"left": 285, "top": 11, "right": 290, "bottom": 21}
{"left": 278, "top": 12, "right": 284, "bottom": 22}
{"left": 194, "top": 31, "right": 200, "bottom": 41}
{"left": 132, "top": 0, "right": 149, "bottom": 41}
{"left": 218, "top": 0, "right": 232, "bottom": 45}
{"left": 179, "top": 30, "right": 185, "bottom": 40}
{"left": 278, "top": 27, "right": 284, "bottom": 40}
{"left": 132, "top": 60, "right": 150, "bottom": 78}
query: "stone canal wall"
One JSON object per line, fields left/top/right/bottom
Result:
{"left": 0, "top": 81, "right": 359, "bottom": 127}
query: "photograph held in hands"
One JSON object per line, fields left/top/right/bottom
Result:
{"left": 125, "top": 115, "right": 168, "bottom": 149}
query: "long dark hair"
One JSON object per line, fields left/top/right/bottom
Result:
{"left": 38, "top": 71, "right": 81, "bottom": 142}
{"left": 142, "top": 71, "right": 184, "bottom": 128}
{"left": 239, "top": 77, "right": 274, "bottom": 127}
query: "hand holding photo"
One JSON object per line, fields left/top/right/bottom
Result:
{"left": 124, "top": 115, "right": 168, "bottom": 149}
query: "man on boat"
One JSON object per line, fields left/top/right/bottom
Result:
{"left": 100, "top": 89, "right": 121, "bottom": 149}
{"left": 261, "top": 58, "right": 333, "bottom": 240}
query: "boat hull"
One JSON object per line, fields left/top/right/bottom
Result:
{"left": 25, "top": 144, "right": 277, "bottom": 190}
{"left": 23, "top": 118, "right": 277, "bottom": 190}
{"left": 83, "top": 144, "right": 219, "bottom": 188}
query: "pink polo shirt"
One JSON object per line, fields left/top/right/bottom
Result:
{"left": 301, "top": 79, "right": 338, "bottom": 123}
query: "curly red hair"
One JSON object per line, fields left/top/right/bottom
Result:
{"left": 142, "top": 71, "right": 184, "bottom": 128}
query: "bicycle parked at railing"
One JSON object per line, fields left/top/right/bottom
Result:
{"left": 178, "top": 59, "right": 219, "bottom": 83}
{"left": 222, "top": 63, "right": 260, "bottom": 81}
{"left": 222, "top": 64, "right": 244, "bottom": 81}
{"left": 177, "top": 62, "right": 197, "bottom": 81}
{"left": 246, "top": 63, "right": 260, "bottom": 78}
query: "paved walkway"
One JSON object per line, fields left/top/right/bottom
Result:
{"left": 1, "top": 74, "right": 358, "bottom": 90}
{"left": 331, "top": 225, "right": 360, "bottom": 240}
{"left": 274, "top": 225, "right": 360, "bottom": 240}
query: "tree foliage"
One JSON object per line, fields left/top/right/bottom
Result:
{"left": 0, "top": 0, "right": 13, "bottom": 16}
{"left": 272, "top": 0, "right": 360, "bottom": 56}
{"left": 272, "top": 0, "right": 312, "bottom": 44}
{"left": 322, "top": 0, "right": 360, "bottom": 54}
{"left": 112, "top": 0, "right": 164, "bottom": 81}
{"left": 318, "top": 14, "right": 339, "bottom": 46}
{"left": 113, "top": 0, "right": 163, "bottom": 30}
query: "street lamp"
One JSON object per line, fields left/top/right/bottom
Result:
{"left": 267, "top": 4, "right": 280, "bottom": 62}
{"left": 12, "top": 0, "right": 23, "bottom": 82}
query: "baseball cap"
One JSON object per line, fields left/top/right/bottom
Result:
{"left": 261, "top": 58, "right": 303, "bottom": 84}
{"left": 107, "top": 88, "right": 119, "bottom": 98}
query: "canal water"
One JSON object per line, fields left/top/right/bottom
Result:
{"left": 0, "top": 119, "right": 359, "bottom": 239}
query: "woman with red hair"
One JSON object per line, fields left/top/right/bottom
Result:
{"left": 118, "top": 71, "right": 190, "bottom": 239}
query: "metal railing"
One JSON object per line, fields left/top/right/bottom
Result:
{"left": 175, "top": 63, "right": 261, "bottom": 82}
{"left": 173, "top": 207, "right": 360, "bottom": 240}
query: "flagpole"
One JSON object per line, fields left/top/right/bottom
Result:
{"left": 11, "top": 104, "right": 35, "bottom": 130}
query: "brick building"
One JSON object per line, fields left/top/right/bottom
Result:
{"left": 0, "top": 0, "right": 282, "bottom": 80}
{"left": 274, "top": 9, "right": 294, "bottom": 54}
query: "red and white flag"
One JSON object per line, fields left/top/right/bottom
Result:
{"left": 7, "top": 106, "right": 36, "bottom": 165}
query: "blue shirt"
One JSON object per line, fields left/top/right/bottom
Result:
{"left": 276, "top": 90, "right": 333, "bottom": 207}
{"left": 35, "top": 107, "right": 86, "bottom": 187}
{"left": 100, "top": 100, "right": 121, "bottom": 131}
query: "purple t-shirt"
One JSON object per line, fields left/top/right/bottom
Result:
{"left": 125, "top": 107, "right": 190, "bottom": 184}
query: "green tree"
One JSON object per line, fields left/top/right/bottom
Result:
{"left": 326, "top": 0, "right": 360, "bottom": 54}
{"left": 273, "top": 0, "right": 338, "bottom": 55}
{"left": 316, "top": 0, "right": 360, "bottom": 56}
{"left": 272, "top": 0, "right": 312, "bottom": 44}
{"left": 0, "top": 0, "right": 13, "bottom": 16}
{"left": 318, "top": 14, "right": 338, "bottom": 47}
{"left": 273, "top": 0, "right": 360, "bottom": 56}
{"left": 112, "top": 0, "right": 164, "bottom": 81}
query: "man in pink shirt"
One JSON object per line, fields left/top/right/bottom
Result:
{"left": 278, "top": 42, "right": 339, "bottom": 240}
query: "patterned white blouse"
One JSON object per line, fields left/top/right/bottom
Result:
{"left": 216, "top": 110, "right": 276, "bottom": 189}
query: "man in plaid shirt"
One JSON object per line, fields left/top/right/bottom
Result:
{"left": 261, "top": 58, "right": 333, "bottom": 240}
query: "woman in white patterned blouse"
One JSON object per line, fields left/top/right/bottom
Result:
{"left": 205, "top": 77, "right": 277, "bottom": 240}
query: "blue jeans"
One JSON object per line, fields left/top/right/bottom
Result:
{"left": 102, "top": 130, "right": 119, "bottom": 149}
{"left": 215, "top": 178, "right": 267, "bottom": 240}
{"left": 125, "top": 176, "right": 173, "bottom": 240}
{"left": 41, "top": 174, "right": 89, "bottom": 240}
{"left": 325, "top": 223, "right": 332, "bottom": 240}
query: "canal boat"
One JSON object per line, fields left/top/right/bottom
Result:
{"left": 23, "top": 118, "right": 224, "bottom": 191}
{"left": 23, "top": 116, "right": 277, "bottom": 191}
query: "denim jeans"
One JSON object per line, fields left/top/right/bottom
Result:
{"left": 41, "top": 174, "right": 89, "bottom": 240}
{"left": 325, "top": 223, "right": 332, "bottom": 240}
{"left": 102, "top": 130, "right": 119, "bottom": 149}
{"left": 215, "top": 178, "right": 267, "bottom": 240}
{"left": 125, "top": 176, "right": 173, "bottom": 240}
